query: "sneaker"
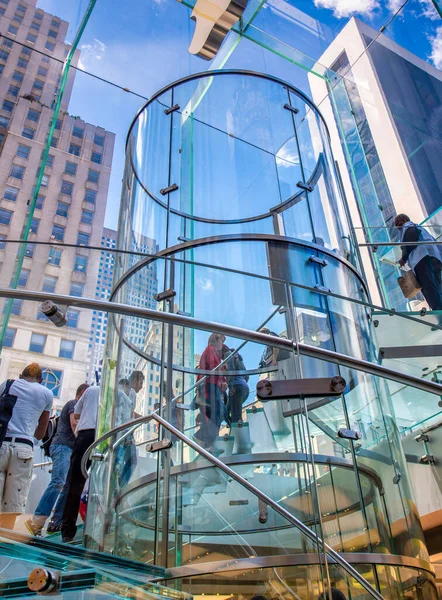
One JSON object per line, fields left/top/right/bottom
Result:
{"left": 25, "top": 519, "right": 42, "bottom": 537}
{"left": 46, "top": 523, "right": 61, "bottom": 534}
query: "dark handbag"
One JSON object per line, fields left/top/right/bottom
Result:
{"left": 0, "top": 380, "right": 17, "bottom": 449}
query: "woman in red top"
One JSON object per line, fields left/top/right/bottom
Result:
{"left": 195, "top": 333, "right": 227, "bottom": 449}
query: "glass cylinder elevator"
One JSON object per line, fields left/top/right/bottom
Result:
{"left": 85, "top": 72, "right": 435, "bottom": 599}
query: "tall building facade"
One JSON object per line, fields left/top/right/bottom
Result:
{"left": 310, "top": 18, "right": 442, "bottom": 309}
{"left": 0, "top": 0, "right": 115, "bottom": 408}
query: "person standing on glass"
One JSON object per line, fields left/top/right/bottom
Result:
{"left": 195, "top": 333, "right": 227, "bottom": 449}
{"left": 395, "top": 213, "right": 442, "bottom": 310}
{"left": 61, "top": 385, "right": 99, "bottom": 543}
{"left": 0, "top": 363, "right": 53, "bottom": 530}
{"left": 25, "top": 383, "right": 89, "bottom": 536}
{"left": 225, "top": 348, "right": 249, "bottom": 425}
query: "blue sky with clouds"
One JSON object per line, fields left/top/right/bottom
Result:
{"left": 36, "top": 0, "right": 442, "bottom": 229}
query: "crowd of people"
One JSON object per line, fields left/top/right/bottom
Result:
{"left": 0, "top": 361, "right": 145, "bottom": 542}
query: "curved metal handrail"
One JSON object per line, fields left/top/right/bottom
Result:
{"left": 84, "top": 412, "right": 384, "bottom": 600}
{"left": 0, "top": 287, "right": 441, "bottom": 397}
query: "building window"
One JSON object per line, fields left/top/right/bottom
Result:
{"left": 59, "top": 339, "right": 75, "bottom": 359}
{"left": 50, "top": 137, "right": 58, "bottom": 148}
{"left": 17, "top": 268, "right": 29, "bottom": 287}
{"left": 48, "top": 247, "right": 61, "bottom": 266}
{"left": 93, "top": 134, "right": 105, "bottom": 147}
{"left": 29, "top": 217, "right": 39, "bottom": 233}
{"left": 21, "top": 46, "right": 31, "bottom": 56}
{"left": 27, "top": 109, "right": 40, "bottom": 122}
{"left": 87, "top": 169, "right": 99, "bottom": 183}
{"left": 10, "top": 164, "right": 24, "bottom": 179}
{"left": 61, "top": 180, "right": 73, "bottom": 196}
{"left": 41, "top": 174, "right": 49, "bottom": 187}
{"left": 35, "top": 195, "right": 44, "bottom": 210}
{"left": 0, "top": 208, "right": 12, "bottom": 225}
{"left": 51, "top": 18, "right": 60, "bottom": 27}
{"left": 69, "top": 143, "right": 81, "bottom": 156}
{"left": 54, "top": 119, "right": 62, "bottom": 130}
{"left": 81, "top": 210, "right": 93, "bottom": 225}
{"left": 4, "top": 186, "right": 18, "bottom": 202}
{"left": 17, "top": 4, "right": 26, "bottom": 13}
{"left": 25, "top": 242, "right": 35, "bottom": 257}
{"left": 0, "top": 49, "right": 9, "bottom": 61}
{"left": 41, "top": 368, "right": 62, "bottom": 398}
{"left": 42, "top": 275, "right": 57, "bottom": 293}
{"left": 70, "top": 281, "right": 84, "bottom": 297}
{"left": 74, "top": 255, "right": 88, "bottom": 272}
{"left": 45, "top": 154, "right": 54, "bottom": 168}
{"left": 65, "top": 161, "right": 77, "bottom": 176}
{"left": 7, "top": 24, "right": 18, "bottom": 35}
{"left": 77, "top": 232, "right": 90, "bottom": 246}
{"left": 3, "top": 298, "right": 22, "bottom": 316}
{"left": 51, "top": 224, "right": 64, "bottom": 241}
{"left": 0, "top": 115, "right": 9, "bottom": 128}
{"left": 30, "top": 20, "right": 40, "bottom": 31}
{"left": 29, "top": 333, "right": 46, "bottom": 353}
{"left": 3, "top": 327, "right": 16, "bottom": 348}
{"left": 37, "top": 66, "right": 48, "bottom": 77}
{"left": 8, "top": 85, "right": 20, "bottom": 97}
{"left": 91, "top": 152, "right": 102, "bottom": 165}
{"left": 72, "top": 125, "right": 84, "bottom": 139}
{"left": 33, "top": 79, "right": 44, "bottom": 92}
{"left": 45, "top": 41, "right": 55, "bottom": 52}
{"left": 84, "top": 189, "right": 96, "bottom": 204}
{"left": 17, "top": 58, "right": 28, "bottom": 68}
{"left": 26, "top": 33, "right": 37, "bottom": 44}
{"left": 33, "top": 11, "right": 43, "bottom": 20}
{"left": 56, "top": 201, "right": 69, "bottom": 218}
{"left": 66, "top": 310, "right": 79, "bottom": 328}
{"left": 22, "top": 127, "right": 35, "bottom": 140}
{"left": 17, "top": 145, "right": 30, "bottom": 159}
{"left": 2, "top": 100, "right": 14, "bottom": 113}
{"left": 48, "top": 29, "right": 57, "bottom": 39}
{"left": 2, "top": 38, "right": 12, "bottom": 47}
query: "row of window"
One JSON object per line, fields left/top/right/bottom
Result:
{"left": 4, "top": 281, "right": 84, "bottom": 317}
{"left": 4, "top": 328, "right": 75, "bottom": 358}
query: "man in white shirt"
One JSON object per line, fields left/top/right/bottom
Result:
{"left": 61, "top": 385, "right": 99, "bottom": 542}
{"left": 0, "top": 363, "right": 53, "bottom": 529}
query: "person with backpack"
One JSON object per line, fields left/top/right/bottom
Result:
{"left": 25, "top": 383, "right": 89, "bottom": 536}
{"left": 0, "top": 363, "right": 53, "bottom": 530}
{"left": 224, "top": 347, "right": 249, "bottom": 425}
{"left": 395, "top": 213, "right": 442, "bottom": 310}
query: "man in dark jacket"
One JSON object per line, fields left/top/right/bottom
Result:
{"left": 395, "top": 213, "right": 442, "bottom": 310}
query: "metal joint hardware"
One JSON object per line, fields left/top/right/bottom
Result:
{"left": 296, "top": 181, "right": 314, "bottom": 192}
{"left": 256, "top": 376, "right": 346, "bottom": 400}
{"left": 28, "top": 568, "right": 59, "bottom": 594}
{"left": 420, "top": 454, "right": 435, "bottom": 465}
{"left": 159, "top": 183, "right": 178, "bottom": 195}
{"left": 283, "top": 103, "right": 299, "bottom": 114}
{"left": 164, "top": 104, "right": 180, "bottom": 115}
{"left": 146, "top": 439, "right": 172, "bottom": 452}
{"left": 153, "top": 288, "right": 176, "bottom": 302}
{"left": 259, "top": 498, "right": 269, "bottom": 523}
{"left": 314, "top": 284, "right": 332, "bottom": 293}
{"left": 338, "top": 428, "right": 362, "bottom": 441}
{"left": 415, "top": 433, "right": 430, "bottom": 443}
{"left": 308, "top": 255, "right": 328, "bottom": 267}
{"left": 91, "top": 452, "right": 105, "bottom": 462}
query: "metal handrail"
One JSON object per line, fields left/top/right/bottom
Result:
{"left": 0, "top": 288, "right": 441, "bottom": 397}
{"left": 83, "top": 412, "right": 384, "bottom": 600}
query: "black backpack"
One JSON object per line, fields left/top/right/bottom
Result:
{"left": 41, "top": 415, "right": 59, "bottom": 457}
{"left": 0, "top": 380, "right": 17, "bottom": 449}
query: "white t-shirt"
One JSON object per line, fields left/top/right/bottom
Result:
{"left": 0, "top": 378, "right": 53, "bottom": 442}
{"left": 74, "top": 386, "right": 100, "bottom": 432}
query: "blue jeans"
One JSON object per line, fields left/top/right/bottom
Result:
{"left": 33, "top": 443, "right": 72, "bottom": 527}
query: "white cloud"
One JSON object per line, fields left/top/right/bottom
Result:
{"left": 429, "top": 26, "right": 442, "bottom": 69}
{"left": 419, "top": 0, "right": 440, "bottom": 19}
{"left": 386, "top": 0, "right": 404, "bottom": 11}
{"left": 313, "top": 0, "right": 380, "bottom": 18}
{"left": 78, "top": 38, "right": 107, "bottom": 70}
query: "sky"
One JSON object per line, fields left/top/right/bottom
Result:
{"left": 34, "top": 0, "right": 442, "bottom": 230}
